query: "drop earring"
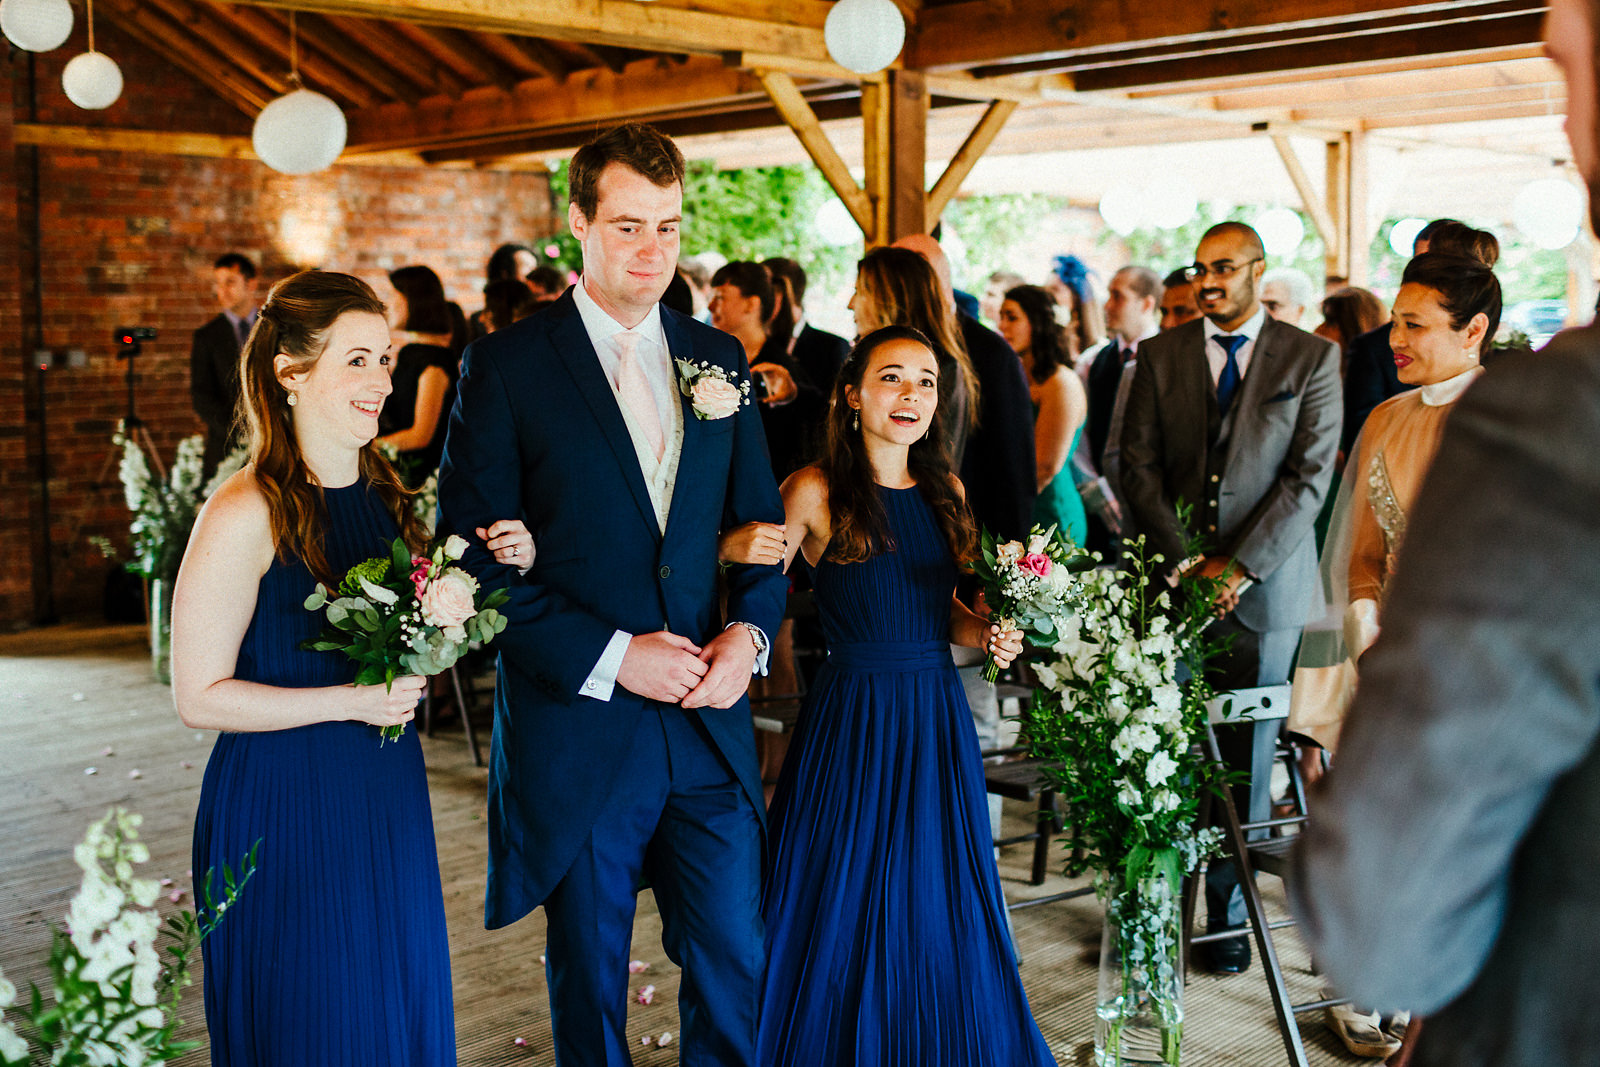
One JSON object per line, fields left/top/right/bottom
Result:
{"left": 851, "top": 409, "right": 859, "bottom": 431}
{"left": 287, "top": 390, "right": 299, "bottom": 407}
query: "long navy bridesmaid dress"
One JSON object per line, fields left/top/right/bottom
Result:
{"left": 759, "top": 484, "right": 1056, "bottom": 1066}
{"left": 192, "top": 480, "right": 455, "bottom": 1066}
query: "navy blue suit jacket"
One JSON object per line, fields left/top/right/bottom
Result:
{"left": 437, "top": 289, "right": 787, "bottom": 929}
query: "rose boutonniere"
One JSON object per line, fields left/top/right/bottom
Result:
{"left": 675, "top": 358, "right": 750, "bottom": 421}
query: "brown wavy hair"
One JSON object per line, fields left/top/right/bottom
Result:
{"left": 823, "top": 325, "right": 977, "bottom": 565}
{"left": 855, "top": 247, "right": 980, "bottom": 419}
{"left": 239, "top": 270, "right": 426, "bottom": 586}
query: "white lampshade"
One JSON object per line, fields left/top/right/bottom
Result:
{"left": 1, "top": 0, "right": 73, "bottom": 52}
{"left": 824, "top": 0, "right": 905, "bottom": 75}
{"left": 1512, "top": 178, "right": 1584, "bottom": 251}
{"left": 62, "top": 50, "right": 123, "bottom": 109}
{"left": 1098, "top": 185, "right": 1143, "bottom": 236}
{"left": 1146, "top": 184, "right": 1198, "bottom": 230}
{"left": 1257, "top": 207, "right": 1306, "bottom": 257}
{"left": 252, "top": 89, "right": 347, "bottom": 175}
{"left": 1388, "top": 217, "right": 1428, "bottom": 258}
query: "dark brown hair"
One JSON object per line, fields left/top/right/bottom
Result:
{"left": 569, "top": 123, "right": 686, "bottom": 223}
{"left": 239, "top": 271, "right": 426, "bottom": 586}
{"left": 822, "top": 325, "right": 977, "bottom": 566}
{"left": 1318, "top": 286, "right": 1388, "bottom": 350}
{"left": 710, "top": 261, "right": 775, "bottom": 323}
{"left": 1003, "top": 284, "right": 1076, "bottom": 384}
{"left": 856, "top": 247, "right": 979, "bottom": 418}
{"left": 389, "top": 264, "right": 452, "bottom": 334}
{"left": 1418, "top": 221, "right": 1500, "bottom": 267}
{"left": 1400, "top": 253, "right": 1502, "bottom": 356}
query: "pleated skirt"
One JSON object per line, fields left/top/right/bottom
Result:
{"left": 757, "top": 659, "right": 1056, "bottom": 1067}
{"left": 194, "top": 720, "right": 455, "bottom": 1066}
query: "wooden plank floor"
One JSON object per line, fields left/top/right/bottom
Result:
{"left": 0, "top": 624, "right": 1366, "bottom": 1066}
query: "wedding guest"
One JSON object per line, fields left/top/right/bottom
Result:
{"left": 1290, "top": 255, "right": 1497, "bottom": 1058}
{"left": 1121, "top": 222, "right": 1341, "bottom": 974}
{"left": 1317, "top": 287, "right": 1389, "bottom": 378}
{"left": 1292, "top": 12, "right": 1600, "bottom": 1062}
{"left": 750, "top": 325, "right": 1052, "bottom": 1065}
{"left": 710, "top": 260, "right": 824, "bottom": 483}
{"left": 379, "top": 265, "right": 459, "bottom": 486}
{"left": 173, "top": 269, "right": 530, "bottom": 1066}
{"left": 1342, "top": 220, "right": 1499, "bottom": 452}
{"left": 998, "top": 285, "right": 1089, "bottom": 546}
{"left": 661, "top": 269, "right": 696, "bottom": 317}
{"left": 470, "top": 243, "right": 538, "bottom": 338}
{"left": 1085, "top": 266, "right": 1163, "bottom": 550}
{"left": 525, "top": 265, "right": 567, "bottom": 301}
{"left": 1261, "top": 266, "right": 1316, "bottom": 326}
{"left": 482, "top": 278, "right": 536, "bottom": 334}
{"left": 1159, "top": 268, "right": 1202, "bottom": 331}
{"left": 981, "top": 269, "right": 1028, "bottom": 326}
{"left": 1047, "top": 254, "right": 1107, "bottom": 360}
{"left": 191, "top": 252, "right": 260, "bottom": 478}
{"left": 763, "top": 256, "right": 851, "bottom": 389}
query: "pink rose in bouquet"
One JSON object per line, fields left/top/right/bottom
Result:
{"left": 419, "top": 569, "right": 477, "bottom": 628}
{"left": 691, "top": 377, "right": 742, "bottom": 420}
{"left": 1020, "top": 552, "right": 1053, "bottom": 577}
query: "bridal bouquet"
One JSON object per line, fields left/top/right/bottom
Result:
{"left": 969, "top": 524, "right": 1093, "bottom": 681}
{"left": 1023, "top": 537, "right": 1224, "bottom": 1065}
{"left": 0, "top": 808, "right": 255, "bottom": 1067}
{"left": 302, "top": 533, "right": 510, "bottom": 744}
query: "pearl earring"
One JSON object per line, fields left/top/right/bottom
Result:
{"left": 287, "top": 391, "right": 299, "bottom": 407}
{"left": 851, "top": 409, "right": 859, "bottom": 431}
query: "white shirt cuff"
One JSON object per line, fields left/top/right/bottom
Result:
{"left": 581, "top": 630, "right": 633, "bottom": 701}
{"left": 726, "top": 622, "right": 771, "bottom": 676}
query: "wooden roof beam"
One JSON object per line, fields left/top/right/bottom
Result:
{"left": 98, "top": 0, "right": 272, "bottom": 113}
{"left": 222, "top": 0, "right": 832, "bottom": 67}
{"left": 911, "top": 0, "right": 1544, "bottom": 70}
{"left": 1072, "top": 11, "right": 1544, "bottom": 93}
{"left": 214, "top": 3, "right": 382, "bottom": 109}
{"left": 468, "top": 31, "right": 573, "bottom": 82}
{"left": 268, "top": 10, "right": 426, "bottom": 104}
{"left": 1124, "top": 45, "right": 1545, "bottom": 97}
{"left": 392, "top": 22, "right": 519, "bottom": 93}
{"left": 925, "top": 99, "right": 1016, "bottom": 231}
{"left": 1190, "top": 56, "right": 1560, "bottom": 112}
{"left": 344, "top": 55, "right": 768, "bottom": 154}
{"left": 320, "top": 14, "right": 474, "bottom": 98}
{"left": 758, "top": 71, "right": 873, "bottom": 233}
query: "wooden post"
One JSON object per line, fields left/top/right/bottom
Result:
{"left": 864, "top": 70, "right": 926, "bottom": 246}
{"left": 1325, "top": 131, "right": 1371, "bottom": 287}
{"left": 862, "top": 79, "right": 890, "bottom": 247}
{"left": 1325, "top": 137, "right": 1350, "bottom": 284}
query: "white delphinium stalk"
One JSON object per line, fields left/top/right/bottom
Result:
{"left": 0, "top": 966, "right": 26, "bottom": 1064}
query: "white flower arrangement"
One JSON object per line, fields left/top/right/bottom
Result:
{"left": 0, "top": 808, "right": 255, "bottom": 1067}
{"left": 674, "top": 358, "right": 750, "bottom": 421}
{"left": 110, "top": 427, "right": 210, "bottom": 584}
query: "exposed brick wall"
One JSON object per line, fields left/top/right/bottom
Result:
{"left": 2, "top": 23, "right": 558, "bottom": 628}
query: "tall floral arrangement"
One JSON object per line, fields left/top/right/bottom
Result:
{"left": 1023, "top": 538, "right": 1224, "bottom": 1065}
{"left": 108, "top": 428, "right": 246, "bottom": 584}
{"left": 0, "top": 808, "right": 254, "bottom": 1067}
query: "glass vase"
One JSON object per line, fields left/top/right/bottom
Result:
{"left": 1095, "top": 871, "right": 1184, "bottom": 1066}
{"left": 149, "top": 577, "right": 173, "bottom": 685}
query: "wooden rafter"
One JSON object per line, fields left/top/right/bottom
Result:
{"left": 221, "top": 0, "right": 832, "bottom": 66}
{"left": 216, "top": 3, "right": 381, "bottom": 109}
{"left": 322, "top": 14, "right": 472, "bottom": 98}
{"left": 757, "top": 71, "right": 874, "bottom": 234}
{"left": 11, "top": 122, "right": 427, "bottom": 165}
{"left": 98, "top": 0, "right": 272, "bottom": 113}
{"left": 271, "top": 10, "right": 426, "bottom": 104}
{"left": 394, "top": 23, "right": 519, "bottom": 91}
{"left": 925, "top": 99, "right": 1016, "bottom": 230}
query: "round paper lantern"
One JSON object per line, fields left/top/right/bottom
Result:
{"left": 1256, "top": 207, "right": 1306, "bottom": 257}
{"left": 1388, "top": 217, "right": 1428, "bottom": 258}
{"left": 1147, "top": 184, "right": 1198, "bottom": 230}
{"left": 1098, "top": 185, "right": 1144, "bottom": 236}
{"left": 0, "top": 0, "right": 73, "bottom": 52}
{"left": 252, "top": 89, "right": 347, "bottom": 175}
{"left": 62, "top": 50, "right": 123, "bottom": 109}
{"left": 1512, "top": 178, "right": 1584, "bottom": 251}
{"left": 824, "top": 0, "right": 905, "bottom": 75}
{"left": 814, "top": 196, "right": 862, "bottom": 246}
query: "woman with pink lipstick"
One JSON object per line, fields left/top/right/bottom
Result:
{"left": 750, "top": 326, "right": 1055, "bottom": 1066}
{"left": 1293, "top": 253, "right": 1498, "bottom": 1059}
{"left": 173, "top": 271, "right": 529, "bottom": 1066}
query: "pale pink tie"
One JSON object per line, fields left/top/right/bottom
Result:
{"left": 614, "top": 333, "right": 664, "bottom": 462}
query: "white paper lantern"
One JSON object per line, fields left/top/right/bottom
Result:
{"left": 1, "top": 0, "right": 73, "bottom": 52}
{"left": 1098, "top": 185, "right": 1143, "bottom": 236}
{"left": 1256, "top": 207, "right": 1306, "bottom": 257}
{"left": 62, "top": 50, "right": 123, "bottom": 109}
{"left": 1512, "top": 178, "right": 1584, "bottom": 251}
{"left": 1388, "top": 217, "right": 1428, "bottom": 258}
{"left": 252, "top": 89, "right": 347, "bottom": 175}
{"left": 824, "top": 0, "right": 905, "bottom": 75}
{"left": 1146, "top": 184, "right": 1198, "bottom": 230}
{"left": 814, "top": 196, "right": 862, "bottom": 246}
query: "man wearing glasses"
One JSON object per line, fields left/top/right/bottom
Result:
{"left": 1120, "top": 221, "right": 1342, "bottom": 974}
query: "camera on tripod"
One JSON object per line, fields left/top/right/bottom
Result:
{"left": 115, "top": 326, "right": 157, "bottom": 347}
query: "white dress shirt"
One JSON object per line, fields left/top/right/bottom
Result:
{"left": 1203, "top": 305, "right": 1269, "bottom": 386}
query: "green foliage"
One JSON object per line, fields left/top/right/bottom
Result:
{"left": 1101, "top": 202, "right": 1329, "bottom": 286}
{"left": 942, "top": 192, "right": 1072, "bottom": 290}
{"left": 339, "top": 557, "right": 392, "bottom": 598}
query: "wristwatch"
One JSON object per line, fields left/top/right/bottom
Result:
{"left": 728, "top": 621, "right": 768, "bottom": 658}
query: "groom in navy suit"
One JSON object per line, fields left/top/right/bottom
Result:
{"left": 438, "top": 123, "right": 787, "bottom": 1066}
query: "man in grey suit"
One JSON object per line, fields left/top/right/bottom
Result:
{"left": 1121, "top": 221, "right": 1341, "bottom": 972}
{"left": 1292, "top": 2, "right": 1600, "bottom": 1062}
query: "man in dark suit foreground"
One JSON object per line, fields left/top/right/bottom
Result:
{"left": 1293, "top": 3, "right": 1600, "bottom": 1063}
{"left": 1121, "top": 222, "right": 1341, "bottom": 973}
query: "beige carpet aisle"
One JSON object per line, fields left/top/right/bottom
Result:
{"left": 1, "top": 623, "right": 1364, "bottom": 1066}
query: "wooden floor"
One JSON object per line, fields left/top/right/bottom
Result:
{"left": 0, "top": 623, "right": 1367, "bottom": 1066}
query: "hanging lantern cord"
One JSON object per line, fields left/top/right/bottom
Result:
{"left": 288, "top": 10, "right": 301, "bottom": 88}
{"left": 86, "top": 0, "right": 95, "bottom": 53}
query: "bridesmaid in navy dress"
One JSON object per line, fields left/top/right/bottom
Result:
{"left": 741, "top": 325, "right": 1056, "bottom": 1065}
{"left": 171, "top": 271, "right": 529, "bottom": 1065}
